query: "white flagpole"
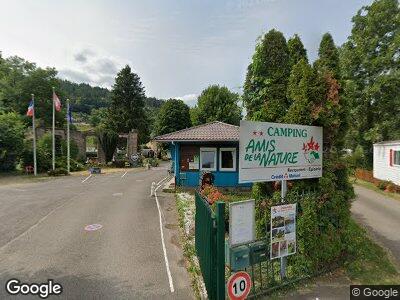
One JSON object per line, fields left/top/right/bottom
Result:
{"left": 67, "top": 99, "right": 70, "bottom": 173}
{"left": 32, "top": 94, "right": 37, "bottom": 176}
{"left": 52, "top": 87, "right": 55, "bottom": 170}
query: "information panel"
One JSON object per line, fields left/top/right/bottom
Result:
{"left": 270, "top": 204, "right": 296, "bottom": 260}
{"left": 239, "top": 120, "right": 323, "bottom": 183}
{"left": 229, "top": 200, "right": 255, "bottom": 247}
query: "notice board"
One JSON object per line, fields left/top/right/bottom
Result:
{"left": 229, "top": 199, "right": 255, "bottom": 246}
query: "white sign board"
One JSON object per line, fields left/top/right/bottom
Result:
{"left": 270, "top": 204, "right": 296, "bottom": 259}
{"left": 229, "top": 200, "right": 255, "bottom": 246}
{"left": 239, "top": 120, "right": 323, "bottom": 183}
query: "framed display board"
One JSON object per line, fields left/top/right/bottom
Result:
{"left": 270, "top": 203, "right": 297, "bottom": 260}
{"left": 229, "top": 199, "right": 255, "bottom": 247}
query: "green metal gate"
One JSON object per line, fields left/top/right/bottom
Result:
{"left": 195, "top": 191, "right": 225, "bottom": 300}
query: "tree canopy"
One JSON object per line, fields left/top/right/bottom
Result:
{"left": 0, "top": 112, "right": 25, "bottom": 171}
{"left": 155, "top": 99, "right": 191, "bottom": 136}
{"left": 341, "top": 0, "right": 400, "bottom": 165}
{"left": 192, "top": 85, "right": 241, "bottom": 126}
{"left": 314, "top": 33, "right": 340, "bottom": 78}
{"left": 242, "top": 29, "right": 290, "bottom": 121}
{"left": 288, "top": 34, "right": 308, "bottom": 69}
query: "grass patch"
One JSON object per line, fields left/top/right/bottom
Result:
{"left": 345, "top": 219, "right": 400, "bottom": 284}
{"left": 352, "top": 177, "right": 400, "bottom": 202}
{"left": 175, "top": 192, "right": 204, "bottom": 299}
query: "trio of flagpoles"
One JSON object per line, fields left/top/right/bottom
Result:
{"left": 28, "top": 89, "right": 71, "bottom": 176}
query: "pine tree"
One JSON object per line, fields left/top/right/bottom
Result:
{"left": 108, "top": 65, "right": 149, "bottom": 143}
{"left": 284, "top": 59, "right": 322, "bottom": 125}
{"left": 314, "top": 33, "right": 340, "bottom": 78}
{"left": 243, "top": 29, "right": 290, "bottom": 121}
{"left": 287, "top": 34, "right": 308, "bottom": 70}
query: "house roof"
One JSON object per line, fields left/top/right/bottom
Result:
{"left": 154, "top": 121, "right": 239, "bottom": 142}
{"left": 374, "top": 140, "right": 400, "bottom": 146}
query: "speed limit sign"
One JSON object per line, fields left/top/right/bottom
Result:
{"left": 227, "top": 271, "right": 252, "bottom": 300}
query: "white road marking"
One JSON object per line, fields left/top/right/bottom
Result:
{"left": 136, "top": 179, "right": 144, "bottom": 182}
{"left": 156, "top": 177, "right": 168, "bottom": 186}
{"left": 113, "top": 193, "right": 123, "bottom": 197}
{"left": 154, "top": 176, "right": 174, "bottom": 293}
{"left": 81, "top": 174, "right": 92, "bottom": 183}
{"left": 121, "top": 171, "right": 128, "bottom": 178}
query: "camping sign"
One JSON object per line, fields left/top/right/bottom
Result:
{"left": 238, "top": 120, "right": 323, "bottom": 183}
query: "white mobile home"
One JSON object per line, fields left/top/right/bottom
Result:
{"left": 373, "top": 141, "right": 400, "bottom": 185}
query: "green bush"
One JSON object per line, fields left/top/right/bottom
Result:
{"left": 0, "top": 112, "right": 25, "bottom": 171}
{"left": 378, "top": 181, "right": 390, "bottom": 190}
{"left": 113, "top": 160, "right": 126, "bottom": 168}
{"left": 56, "top": 157, "right": 85, "bottom": 172}
{"left": 21, "top": 140, "right": 52, "bottom": 173}
{"left": 143, "top": 157, "right": 159, "bottom": 167}
{"left": 47, "top": 168, "right": 68, "bottom": 176}
{"left": 61, "top": 139, "right": 80, "bottom": 160}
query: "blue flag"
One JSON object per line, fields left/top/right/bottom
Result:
{"left": 66, "top": 105, "right": 73, "bottom": 124}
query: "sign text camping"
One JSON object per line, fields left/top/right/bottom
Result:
{"left": 239, "top": 120, "right": 323, "bottom": 183}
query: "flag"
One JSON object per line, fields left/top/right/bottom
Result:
{"left": 26, "top": 100, "right": 34, "bottom": 117}
{"left": 53, "top": 92, "right": 62, "bottom": 112}
{"left": 66, "top": 104, "right": 73, "bottom": 124}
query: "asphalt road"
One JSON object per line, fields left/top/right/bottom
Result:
{"left": 352, "top": 184, "right": 400, "bottom": 268}
{"left": 0, "top": 167, "right": 192, "bottom": 299}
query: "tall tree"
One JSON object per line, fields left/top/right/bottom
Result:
{"left": 193, "top": 85, "right": 241, "bottom": 125}
{"left": 284, "top": 59, "right": 323, "bottom": 125}
{"left": 0, "top": 56, "right": 63, "bottom": 127}
{"left": 314, "top": 33, "right": 340, "bottom": 78}
{"left": 155, "top": 99, "right": 191, "bottom": 136}
{"left": 108, "top": 65, "right": 149, "bottom": 144}
{"left": 288, "top": 34, "right": 308, "bottom": 69}
{"left": 242, "top": 29, "right": 290, "bottom": 121}
{"left": 341, "top": 0, "right": 400, "bottom": 165}
{"left": 0, "top": 112, "right": 25, "bottom": 171}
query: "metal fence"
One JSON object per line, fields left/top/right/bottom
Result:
{"left": 195, "top": 189, "right": 339, "bottom": 299}
{"left": 195, "top": 191, "right": 225, "bottom": 300}
{"left": 225, "top": 189, "right": 342, "bottom": 299}
{"left": 227, "top": 238, "right": 309, "bottom": 298}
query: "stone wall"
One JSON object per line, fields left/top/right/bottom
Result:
{"left": 35, "top": 127, "right": 137, "bottom": 164}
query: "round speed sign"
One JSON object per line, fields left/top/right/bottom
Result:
{"left": 227, "top": 271, "right": 252, "bottom": 300}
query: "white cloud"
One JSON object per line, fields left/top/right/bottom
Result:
{"left": 58, "top": 47, "right": 126, "bottom": 88}
{"left": 175, "top": 93, "right": 198, "bottom": 107}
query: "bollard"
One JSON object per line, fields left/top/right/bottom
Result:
{"left": 150, "top": 182, "right": 156, "bottom": 197}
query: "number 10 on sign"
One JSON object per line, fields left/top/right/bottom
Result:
{"left": 227, "top": 271, "right": 252, "bottom": 300}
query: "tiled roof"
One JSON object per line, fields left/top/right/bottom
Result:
{"left": 154, "top": 121, "right": 239, "bottom": 142}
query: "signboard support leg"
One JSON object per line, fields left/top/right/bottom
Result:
{"left": 280, "top": 180, "right": 287, "bottom": 279}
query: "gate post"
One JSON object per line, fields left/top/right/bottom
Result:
{"left": 215, "top": 201, "right": 225, "bottom": 300}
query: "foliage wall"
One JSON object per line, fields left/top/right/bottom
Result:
{"left": 243, "top": 29, "right": 354, "bottom": 272}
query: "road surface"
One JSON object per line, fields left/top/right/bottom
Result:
{"left": 0, "top": 167, "right": 192, "bottom": 299}
{"left": 352, "top": 184, "right": 400, "bottom": 267}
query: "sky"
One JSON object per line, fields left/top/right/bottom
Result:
{"left": 0, "top": 0, "right": 373, "bottom": 106}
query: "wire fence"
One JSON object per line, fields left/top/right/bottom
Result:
{"left": 225, "top": 188, "right": 343, "bottom": 298}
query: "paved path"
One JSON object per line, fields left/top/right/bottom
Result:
{"left": 0, "top": 167, "right": 192, "bottom": 299}
{"left": 352, "top": 184, "right": 400, "bottom": 268}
